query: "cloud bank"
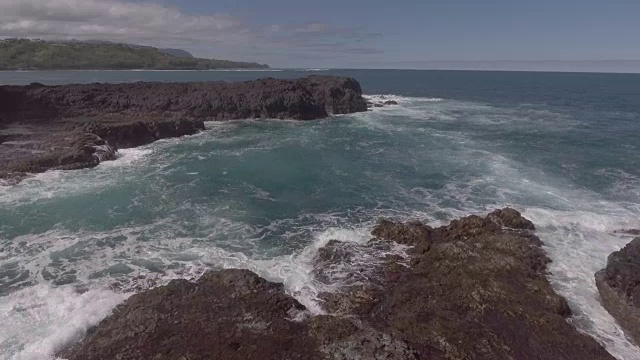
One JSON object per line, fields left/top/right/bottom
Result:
{"left": 0, "top": 0, "right": 383, "bottom": 64}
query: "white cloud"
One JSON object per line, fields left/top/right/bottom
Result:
{"left": 0, "top": 0, "right": 383, "bottom": 64}
{"left": 0, "top": 0, "right": 248, "bottom": 45}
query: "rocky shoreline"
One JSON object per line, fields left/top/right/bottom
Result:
{"left": 596, "top": 237, "right": 640, "bottom": 346}
{"left": 0, "top": 76, "right": 368, "bottom": 183}
{"left": 59, "top": 209, "right": 614, "bottom": 360}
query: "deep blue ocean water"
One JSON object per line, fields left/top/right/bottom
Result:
{"left": 1, "top": 69, "right": 639, "bottom": 359}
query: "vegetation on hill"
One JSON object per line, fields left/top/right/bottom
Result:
{"left": 0, "top": 39, "right": 268, "bottom": 70}
{"left": 158, "top": 48, "right": 194, "bottom": 58}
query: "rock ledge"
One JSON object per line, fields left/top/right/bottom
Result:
{"left": 59, "top": 209, "right": 614, "bottom": 360}
{"left": 0, "top": 76, "right": 368, "bottom": 182}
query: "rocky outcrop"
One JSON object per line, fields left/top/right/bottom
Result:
{"left": 0, "top": 76, "right": 368, "bottom": 182}
{"left": 59, "top": 269, "right": 320, "bottom": 360}
{"left": 59, "top": 209, "right": 613, "bottom": 360}
{"left": 595, "top": 237, "right": 640, "bottom": 345}
{"left": 59, "top": 269, "right": 422, "bottom": 360}
{"left": 615, "top": 229, "right": 640, "bottom": 236}
{"left": 366, "top": 99, "right": 399, "bottom": 109}
{"left": 340, "top": 208, "right": 611, "bottom": 359}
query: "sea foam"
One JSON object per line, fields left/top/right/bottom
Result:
{"left": 0, "top": 285, "right": 127, "bottom": 360}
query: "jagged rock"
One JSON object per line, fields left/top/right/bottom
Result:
{"left": 371, "top": 219, "right": 433, "bottom": 246}
{"left": 486, "top": 207, "right": 535, "bottom": 230}
{"left": 595, "top": 237, "right": 640, "bottom": 345}
{"left": 59, "top": 210, "right": 613, "bottom": 360}
{"left": 59, "top": 269, "right": 420, "bottom": 360}
{"left": 356, "top": 209, "right": 610, "bottom": 359}
{"left": 0, "top": 76, "right": 368, "bottom": 182}
{"left": 309, "top": 316, "right": 422, "bottom": 360}
{"left": 59, "top": 269, "right": 319, "bottom": 360}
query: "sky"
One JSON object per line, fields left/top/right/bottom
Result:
{"left": 1, "top": 0, "right": 640, "bottom": 70}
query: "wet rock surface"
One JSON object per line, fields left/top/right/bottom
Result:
{"left": 595, "top": 237, "right": 640, "bottom": 345}
{"left": 60, "top": 209, "right": 614, "bottom": 360}
{"left": 0, "top": 76, "right": 367, "bottom": 182}
{"left": 59, "top": 269, "right": 320, "bottom": 360}
{"left": 366, "top": 98, "right": 399, "bottom": 109}
{"left": 330, "top": 208, "right": 611, "bottom": 359}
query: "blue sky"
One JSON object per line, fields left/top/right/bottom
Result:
{"left": 2, "top": 0, "right": 640, "bottom": 69}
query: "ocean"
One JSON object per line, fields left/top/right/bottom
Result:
{"left": 1, "top": 69, "right": 639, "bottom": 359}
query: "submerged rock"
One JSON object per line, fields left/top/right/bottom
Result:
{"left": 0, "top": 76, "right": 368, "bottom": 182}
{"left": 59, "top": 209, "right": 614, "bottom": 360}
{"left": 383, "top": 100, "right": 398, "bottom": 105}
{"left": 595, "top": 237, "right": 640, "bottom": 345}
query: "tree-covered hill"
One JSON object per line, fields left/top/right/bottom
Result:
{"left": 0, "top": 39, "right": 269, "bottom": 70}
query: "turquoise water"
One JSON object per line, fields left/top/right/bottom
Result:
{"left": 1, "top": 70, "right": 640, "bottom": 359}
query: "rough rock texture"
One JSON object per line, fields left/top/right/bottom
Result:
{"left": 595, "top": 237, "right": 640, "bottom": 345}
{"left": 60, "top": 209, "right": 613, "bottom": 360}
{"left": 333, "top": 208, "right": 612, "bottom": 359}
{"left": 615, "top": 229, "right": 640, "bottom": 236}
{"left": 59, "top": 269, "right": 319, "bottom": 360}
{"left": 367, "top": 99, "right": 398, "bottom": 109}
{"left": 59, "top": 269, "right": 420, "bottom": 360}
{"left": 0, "top": 76, "right": 367, "bottom": 182}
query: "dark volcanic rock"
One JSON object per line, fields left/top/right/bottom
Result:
{"left": 595, "top": 237, "right": 640, "bottom": 345}
{"left": 60, "top": 209, "right": 614, "bottom": 360}
{"left": 0, "top": 76, "right": 367, "bottom": 181}
{"left": 383, "top": 100, "right": 398, "bottom": 105}
{"left": 59, "top": 269, "right": 320, "bottom": 360}
{"left": 486, "top": 207, "right": 536, "bottom": 230}
{"left": 60, "top": 269, "right": 418, "bottom": 360}
{"left": 359, "top": 208, "right": 611, "bottom": 359}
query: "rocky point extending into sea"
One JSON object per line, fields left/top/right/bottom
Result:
{"left": 0, "top": 76, "right": 367, "bottom": 183}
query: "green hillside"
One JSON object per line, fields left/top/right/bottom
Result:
{"left": 0, "top": 39, "right": 269, "bottom": 70}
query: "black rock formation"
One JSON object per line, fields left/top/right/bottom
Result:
{"left": 596, "top": 237, "right": 640, "bottom": 345}
{"left": 0, "top": 76, "right": 368, "bottom": 182}
{"left": 59, "top": 209, "right": 613, "bottom": 360}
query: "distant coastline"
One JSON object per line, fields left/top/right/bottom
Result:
{"left": 342, "top": 60, "right": 640, "bottom": 74}
{"left": 0, "top": 39, "right": 269, "bottom": 71}
{"left": 0, "top": 69, "right": 282, "bottom": 72}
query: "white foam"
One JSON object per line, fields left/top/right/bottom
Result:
{"left": 0, "top": 220, "right": 405, "bottom": 359}
{"left": 361, "top": 94, "right": 581, "bottom": 136}
{"left": 377, "top": 122, "right": 640, "bottom": 359}
{"left": 190, "top": 226, "right": 379, "bottom": 314}
{"left": 0, "top": 147, "right": 153, "bottom": 207}
{"left": 101, "top": 148, "right": 153, "bottom": 167}
{"left": 449, "top": 149, "right": 640, "bottom": 358}
{"left": 524, "top": 208, "right": 640, "bottom": 359}
{"left": 595, "top": 168, "right": 640, "bottom": 205}
{"left": 364, "top": 94, "right": 444, "bottom": 105}
{"left": 0, "top": 285, "right": 127, "bottom": 360}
